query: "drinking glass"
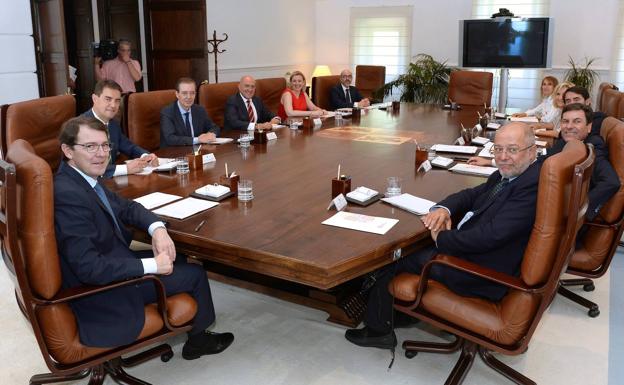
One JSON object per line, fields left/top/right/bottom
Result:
{"left": 175, "top": 157, "right": 189, "bottom": 174}
{"left": 237, "top": 179, "right": 254, "bottom": 201}
{"left": 386, "top": 177, "right": 402, "bottom": 197}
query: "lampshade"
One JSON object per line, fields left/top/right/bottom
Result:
{"left": 312, "top": 65, "right": 332, "bottom": 77}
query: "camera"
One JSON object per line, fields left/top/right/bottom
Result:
{"left": 92, "top": 40, "right": 118, "bottom": 61}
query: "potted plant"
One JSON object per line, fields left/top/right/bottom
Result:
{"left": 564, "top": 56, "right": 599, "bottom": 92}
{"left": 374, "top": 54, "right": 455, "bottom": 104}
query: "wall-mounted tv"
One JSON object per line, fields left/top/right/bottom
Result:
{"left": 460, "top": 18, "right": 552, "bottom": 68}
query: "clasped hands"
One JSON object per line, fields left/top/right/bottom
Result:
{"left": 152, "top": 227, "right": 176, "bottom": 275}
{"left": 421, "top": 208, "right": 451, "bottom": 241}
{"left": 126, "top": 154, "right": 159, "bottom": 174}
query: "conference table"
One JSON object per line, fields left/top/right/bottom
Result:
{"left": 105, "top": 103, "right": 492, "bottom": 325}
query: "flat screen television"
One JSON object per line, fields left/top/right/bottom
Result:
{"left": 460, "top": 18, "right": 552, "bottom": 68}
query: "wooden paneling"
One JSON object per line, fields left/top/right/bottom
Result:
{"left": 66, "top": 0, "right": 95, "bottom": 112}
{"left": 32, "top": 0, "right": 69, "bottom": 96}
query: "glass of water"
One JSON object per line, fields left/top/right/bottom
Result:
{"left": 239, "top": 133, "right": 251, "bottom": 148}
{"left": 386, "top": 177, "right": 402, "bottom": 197}
{"left": 176, "top": 157, "right": 189, "bottom": 174}
{"left": 237, "top": 179, "right": 254, "bottom": 201}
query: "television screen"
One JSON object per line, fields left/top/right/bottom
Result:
{"left": 461, "top": 18, "right": 551, "bottom": 68}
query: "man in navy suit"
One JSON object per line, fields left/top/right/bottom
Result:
{"left": 55, "top": 116, "right": 233, "bottom": 359}
{"left": 83, "top": 80, "right": 158, "bottom": 178}
{"left": 329, "top": 69, "right": 371, "bottom": 110}
{"left": 224, "top": 75, "right": 280, "bottom": 131}
{"left": 160, "top": 77, "right": 220, "bottom": 147}
{"left": 345, "top": 122, "right": 541, "bottom": 349}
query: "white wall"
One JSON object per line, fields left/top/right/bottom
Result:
{"left": 0, "top": 0, "right": 39, "bottom": 104}
{"left": 205, "top": 0, "right": 316, "bottom": 83}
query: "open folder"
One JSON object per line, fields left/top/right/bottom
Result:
{"left": 381, "top": 193, "right": 436, "bottom": 215}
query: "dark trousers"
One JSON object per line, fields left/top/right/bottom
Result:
{"left": 137, "top": 252, "right": 216, "bottom": 335}
{"left": 364, "top": 246, "right": 438, "bottom": 333}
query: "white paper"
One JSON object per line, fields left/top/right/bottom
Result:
{"left": 323, "top": 111, "right": 337, "bottom": 117}
{"left": 431, "top": 156, "right": 454, "bottom": 167}
{"left": 487, "top": 122, "right": 501, "bottom": 130}
{"left": 333, "top": 194, "right": 348, "bottom": 211}
{"left": 455, "top": 137, "right": 466, "bottom": 145}
{"left": 153, "top": 197, "right": 219, "bottom": 219}
{"left": 346, "top": 186, "right": 378, "bottom": 202}
{"left": 134, "top": 192, "right": 183, "bottom": 210}
{"left": 272, "top": 124, "right": 286, "bottom": 129}
{"left": 510, "top": 116, "right": 539, "bottom": 123}
{"left": 202, "top": 153, "right": 216, "bottom": 163}
{"left": 432, "top": 144, "right": 478, "bottom": 155}
{"left": 535, "top": 140, "right": 547, "bottom": 147}
{"left": 195, "top": 184, "right": 230, "bottom": 198}
{"left": 449, "top": 163, "right": 498, "bottom": 177}
{"left": 471, "top": 136, "right": 490, "bottom": 145}
{"left": 478, "top": 142, "right": 495, "bottom": 158}
{"left": 137, "top": 159, "right": 180, "bottom": 175}
{"left": 417, "top": 160, "right": 432, "bottom": 173}
{"left": 494, "top": 112, "right": 506, "bottom": 119}
{"left": 266, "top": 132, "right": 278, "bottom": 141}
{"left": 381, "top": 193, "right": 436, "bottom": 215}
{"left": 207, "top": 138, "right": 234, "bottom": 145}
{"left": 313, "top": 118, "right": 322, "bottom": 126}
{"left": 322, "top": 211, "right": 399, "bottom": 235}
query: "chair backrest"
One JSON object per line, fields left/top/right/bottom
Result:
{"left": 596, "top": 82, "right": 618, "bottom": 113}
{"left": 447, "top": 70, "right": 493, "bottom": 106}
{"left": 312, "top": 75, "right": 341, "bottom": 110}
{"left": 600, "top": 87, "right": 623, "bottom": 119}
{"left": 0, "top": 95, "right": 76, "bottom": 171}
{"left": 198, "top": 81, "right": 239, "bottom": 128}
{"left": 255, "top": 77, "right": 287, "bottom": 114}
{"left": 355, "top": 65, "right": 386, "bottom": 100}
{"left": 126, "top": 90, "right": 176, "bottom": 152}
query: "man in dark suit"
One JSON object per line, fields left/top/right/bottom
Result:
{"left": 345, "top": 122, "right": 540, "bottom": 349}
{"left": 329, "top": 69, "right": 371, "bottom": 110}
{"left": 563, "top": 86, "right": 608, "bottom": 136}
{"left": 546, "top": 103, "right": 619, "bottom": 220}
{"left": 83, "top": 80, "right": 158, "bottom": 178}
{"left": 224, "top": 75, "right": 281, "bottom": 131}
{"left": 160, "top": 77, "right": 220, "bottom": 147}
{"left": 55, "top": 116, "right": 233, "bottom": 359}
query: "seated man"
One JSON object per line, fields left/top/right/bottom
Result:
{"left": 224, "top": 75, "right": 281, "bottom": 130}
{"left": 160, "top": 77, "right": 220, "bottom": 147}
{"left": 329, "top": 69, "right": 371, "bottom": 110}
{"left": 55, "top": 116, "right": 233, "bottom": 359}
{"left": 83, "top": 80, "right": 158, "bottom": 178}
{"left": 345, "top": 122, "right": 540, "bottom": 349}
{"left": 563, "top": 86, "right": 608, "bottom": 136}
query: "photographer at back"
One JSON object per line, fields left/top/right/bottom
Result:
{"left": 94, "top": 39, "right": 142, "bottom": 93}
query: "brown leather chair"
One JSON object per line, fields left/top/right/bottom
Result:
{"left": 355, "top": 65, "right": 386, "bottom": 101}
{"left": 447, "top": 70, "right": 494, "bottom": 107}
{"left": 600, "top": 87, "right": 623, "bottom": 119}
{"left": 125, "top": 90, "right": 177, "bottom": 152}
{"left": 0, "top": 95, "right": 75, "bottom": 171}
{"left": 312, "top": 75, "right": 341, "bottom": 110}
{"left": 1, "top": 139, "right": 198, "bottom": 385}
{"left": 389, "top": 140, "right": 594, "bottom": 385}
{"left": 198, "top": 81, "right": 239, "bottom": 128}
{"left": 558, "top": 117, "right": 624, "bottom": 317}
{"left": 256, "top": 77, "right": 287, "bottom": 114}
{"left": 595, "top": 82, "right": 617, "bottom": 113}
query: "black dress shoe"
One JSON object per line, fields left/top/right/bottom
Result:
{"left": 345, "top": 326, "right": 397, "bottom": 349}
{"left": 182, "top": 331, "right": 234, "bottom": 360}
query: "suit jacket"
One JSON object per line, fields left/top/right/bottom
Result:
{"left": 54, "top": 161, "right": 160, "bottom": 347}
{"left": 545, "top": 134, "right": 620, "bottom": 220}
{"left": 434, "top": 161, "right": 541, "bottom": 301}
{"left": 224, "top": 94, "right": 276, "bottom": 130}
{"left": 329, "top": 84, "right": 364, "bottom": 110}
{"left": 82, "top": 109, "right": 147, "bottom": 178}
{"left": 590, "top": 111, "right": 607, "bottom": 136}
{"left": 160, "top": 102, "right": 220, "bottom": 147}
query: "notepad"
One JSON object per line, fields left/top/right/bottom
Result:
{"left": 381, "top": 193, "right": 436, "bottom": 215}
{"left": 449, "top": 163, "right": 497, "bottom": 177}
{"left": 346, "top": 186, "right": 379, "bottom": 203}
{"left": 487, "top": 122, "right": 502, "bottom": 130}
{"left": 510, "top": 116, "right": 539, "bottom": 123}
{"left": 195, "top": 184, "right": 230, "bottom": 199}
{"left": 431, "top": 156, "right": 454, "bottom": 168}
{"left": 477, "top": 142, "right": 494, "bottom": 158}
{"left": 471, "top": 136, "right": 490, "bottom": 145}
{"left": 322, "top": 211, "right": 398, "bottom": 235}
{"left": 432, "top": 144, "right": 479, "bottom": 155}
{"left": 134, "top": 192, "right": 183, "bottom": 210}
{"left": 207, "top": 137, "right": 234, "bottom": 144}
{"left": 153, "top": 197, "right": 219, "bottom": 219}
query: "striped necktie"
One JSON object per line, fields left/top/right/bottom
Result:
{"left": 247, "top": 99, "right": 255, "bottom": 122}
{"left": 487, "top": 177, "right": 509, "bottom": 200}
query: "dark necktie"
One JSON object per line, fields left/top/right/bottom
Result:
{"left": 487, "top": 177, "right": 509, "bottom": 200}
{"left": 94, "top": 183, "right": 122, "bottom": 234}
{"left": 247, "top": 99, "right": 255, "bottom": 122}
{"left": 345, "top": 88, "right": 352, "bottom": 104}
{"left": 184, "top": 111, "right": 194, "bottom": 137}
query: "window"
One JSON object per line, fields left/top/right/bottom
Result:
{"left": 613, "top": 1, "right": 624, "bottom": 89}
{"left": 349, "top": 6, "right": 412, "bottom": 83}
{"left": 471, "top": 1, "right": 551, "bottom": 110}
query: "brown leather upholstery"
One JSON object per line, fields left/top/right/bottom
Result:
{"left": 126, "top": 90, "right": 176, "bottom": 152}
{"left": 198, "top": 81, "right": 239, "bottom": 128}
{"left": 389, "top": 140, "right": 593, "bottom": 384}
{"left": 600, "top": 88, "right": 623, "bottom": 119}
{"left": 312, "top": 75, "right": 341, "bottom": 110}
{"left": 2, "top": 139, "right": 197, "bottom": 382}
{"left": 596, "top": 82, "right": 617, "bottom": 113}
{"left": 355, "top": 65, "right": 386, "bottom": 101}
{"left": 0, "top": 95, "right": 75, "bottom": 171}
{"left": 256, "top": 77, "right": 287, "bottom": 114}
{"left": 447, "top": 70, "right": 494, "bottom": 106}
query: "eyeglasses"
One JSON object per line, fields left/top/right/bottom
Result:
{"left": 490, "top": 144, "right": 534, "bottom": 155}
{"left": 74, "top": 143, "right": 112, "bottom": 153}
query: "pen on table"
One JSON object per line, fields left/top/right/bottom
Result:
{"left": 337, "top": 164, "right": 341, "bottom": 180}
{"left": 477, "top": 111, "right": 482, "bottom": 118}
{"left": 225, "top": 162, "right": 229, "bottom": 178}
{"left": 194, "top": 220, "right": 206, "bottom": 232}
{"left": 230, "top": 171, "right": 236, "bottom": 178}
{"left": 195, "top": 144, "right": 202, "bottom": 156}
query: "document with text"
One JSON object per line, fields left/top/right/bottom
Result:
{"left": 381, "top": 193, "right": 436, "bottom": 215}
{"left": 153, "top": 197, "right": 219, "bottom": 219}
{"left": 134, "top": 192, "right": 183, "bottom": 210}
{"left": 322, "top": 211, "right": 398, "bottom": 235}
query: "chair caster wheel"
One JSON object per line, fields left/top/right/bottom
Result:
{"left": 161, "top": 351, "right": 174, "bottom": 362}
{"left": 583, "top": 283, "right": 595, "bottom": 292}
{"left": 588, "top": 308, "right": 600, "bottom": 318}
{"left": 405, "top": 350, "right": 418, "bottom": 359}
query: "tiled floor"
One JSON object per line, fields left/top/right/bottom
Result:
{"left": 1, "top": 250, "right": 620, "bottom": 385}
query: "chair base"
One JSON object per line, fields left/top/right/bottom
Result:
{"left": 403, "top": 337, "right": 535, "bottom": 385}
{"left": 30, "top": 344, "right": 173, "bottom": 385}
{"left": 558, "top": 280, "right": 600, "bottom": 317}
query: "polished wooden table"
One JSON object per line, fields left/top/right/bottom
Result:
{"left": 106, "top": 104, "right": 488, "bottom": 325}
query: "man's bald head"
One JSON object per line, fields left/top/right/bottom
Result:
{"left": 239, "top": 76, "right": 256, "bottom": 99}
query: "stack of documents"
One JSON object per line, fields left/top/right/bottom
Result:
{"left": 134, "top": 192, "right": 182, "bottom": 209}
{"left": 381, "top": 193, "right": 436, "bottom": 215}
{"left": 195, "top": 184, "right": 230, "bottom": 199}
{"left": 432, "top": 144, "right": 479, "bottom": 155}
{"left": 510, "top": 116, "right": 539, "bottom": 123}
{"left": 346, "top": 186, "right": 379, "bottom": 203}
{"left": 322, "top": 211, "right": 398, "bottom": 235}
{"left": 207, "top": 138, "right": 234, "bottom": 144}
{"left": 153, "top": 197, "right": 219, "bottom": 219}
{"left": 431, "top": 156, "right": 454, "bottom": 168}
{"left": 471, "top": 136, "right": 490, "bottom": 146}
{"left": 449, "top": 163, "right": 497, "bottom": 177}
{"left": 477, "top": 142, "right": 494, "bottom": 158}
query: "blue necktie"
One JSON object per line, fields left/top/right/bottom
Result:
{"left": 184, "top": 111, "right": 194, "bottom": 137}
{"left": 94, "top": 183, "right": 122, "bottom": 234}
{"left": 488, "top": 178, "right": 509, "bottom": 200}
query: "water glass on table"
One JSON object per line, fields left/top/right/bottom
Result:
{"left": 238, "top": 179, "right": 254, "bottom": 201}
{"left": 175, "top": 157, "right": 190, "bottom": 174}
{"left": 386, "top": 177, "right": 402, "bottom": 197}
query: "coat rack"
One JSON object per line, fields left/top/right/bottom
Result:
{"left": 207, "top": 30, "right": 228, "bottom": 83}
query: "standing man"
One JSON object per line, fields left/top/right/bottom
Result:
{"left": 224, "top": 75, "right": 281, "bottom": 131}
{"left": 94, "top": 39, "right": 142, "bottom": 93}
{"left": 160, "top": 77, "right": 220, "bottom": 147}
{"left": 345, "top": 123, "right": 540, "bottom": 349}
{"left": 55, "top": 116, "right": 233, "bottom": 358}
{"left": 83, "top": 80, "right": 158, "bottom": 178}
{"left": 329, "top": 69, "right": 371, "bottom": 110}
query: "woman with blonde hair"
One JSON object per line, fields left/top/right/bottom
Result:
{"left": 278, "top": 71, "right": 326, "bottom": 120}
{"left": 512, "top": 75, "right": 558, "bottom": 119}
{"left": 532, "top": 81, "right": 574, "bottom": 136}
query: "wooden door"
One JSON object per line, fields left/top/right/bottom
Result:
{"left": 143, "top": 0, "right": 208, "bottom": 90}
{"left": 32, "top": 0, "right": 69, "bottom": 96}
{"left": 65, "top": 0, "right": 95, "bottom": 112}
